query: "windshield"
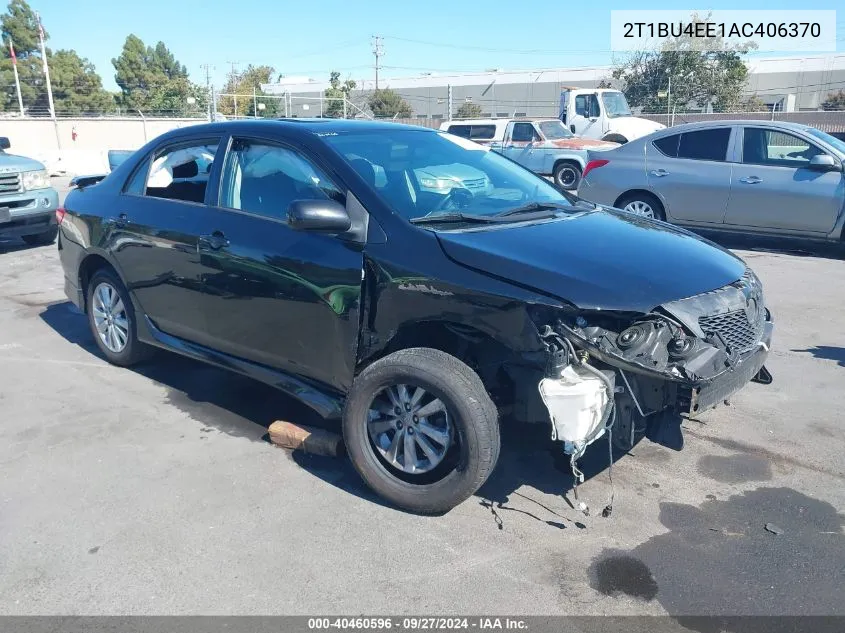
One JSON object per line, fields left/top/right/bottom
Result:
{"left": 537, "top": 120, "right": 574, "bottom": 140}
{"left": 807, "top": 128, "right": 845, "bottom": 156}
{"left": 601, "top": 92, "right": 632, "bottom": 119}
{"left": 323, "top": 130, "right": 573, "bottom": 221}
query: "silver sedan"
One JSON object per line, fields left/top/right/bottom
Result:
{"left": 578, "top": 120, "right": 845, "bottom": 243}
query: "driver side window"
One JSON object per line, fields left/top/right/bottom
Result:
{"left": 742, "top": 127, "right": 825, "bottom": 168}
{"left": 220, "top": 139, "right": 344, "bottom": 221}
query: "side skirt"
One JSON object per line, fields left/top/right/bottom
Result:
{"left": 137, "top": 315, "right": 345, "bottom": 419}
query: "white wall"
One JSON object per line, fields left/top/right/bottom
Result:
{"left": 0, "top": 117, "right": 207, "bottom": 176}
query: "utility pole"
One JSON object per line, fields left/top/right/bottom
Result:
{"left": 201, "top": 64, "right": 213, "bottom": 121}
{"left": 371, "top": 36, "right": 384, "bottom": 89}
{"left": 35, "top": 13, "right": 55, "bottom": 119}
{"left": 227, "top": 60, "right": 240, "bottom": 116}
{"left": 447, "top": 84, "right": 453, "bottom": 119}
{"left": 253, "top": 85, "right": 257, "bottom": 118}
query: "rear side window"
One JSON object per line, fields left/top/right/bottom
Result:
{"left": 447, "top": 124, "right": 496, "bottom": 140}
{"left": 652, "top": 134, "right": 680, "bottom": 157}
{"left": 676, "top": 128, "right": 731, "bottom": 161}
{"left": 447, "top": 125, "right": 471, "bottom": 138}
{"left": 123, "top": 158, "right": 149, "bottom": 195}
{"left": 144, "top": 141, "right": 220, "bottom": 204}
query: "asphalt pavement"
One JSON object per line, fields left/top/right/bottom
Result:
{"left": 0, "top": 181, "right": 843, "bottom": 621}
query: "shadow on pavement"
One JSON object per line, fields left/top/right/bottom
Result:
{"left": 40, "top": 300, "right": 623, "bottom": 519}
{"left": 696, "top": 232, "right": 844, "bottom": 261}
{"left": 792, "top": 345, "right": 845, "bottom": 368}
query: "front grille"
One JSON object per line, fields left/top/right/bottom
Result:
{"left": 0, "top": 172, "right": 22, "bottom": 195}
{"left": 699, "top": 310, "right": 762, "bottom": 352}
{"left": 463, "top": 178, "right": 487, "bottom": 189}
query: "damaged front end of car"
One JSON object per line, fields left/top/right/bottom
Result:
{"left": 530, "top": 268, "right": 774, "bottom": 473}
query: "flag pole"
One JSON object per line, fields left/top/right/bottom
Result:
{"left": 35, "top": 12, "right": 56, "bottom": 119}
{"left": 7, "top": 38, "right": 24, "bottom": 116}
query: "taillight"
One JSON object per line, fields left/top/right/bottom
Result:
{"left": 55, "top": 207, "right": 66, "bottom": 224}
{"left": 582, "top": 159, "right": 609, "bottom": 180}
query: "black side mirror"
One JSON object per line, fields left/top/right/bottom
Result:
{"left": 288, "top": 199, "right": 351, "bottom": 233}
{"left": 808, "top": 154, "right": 841, "bottom": 172}
{"left": 0, "top": 137, "right": 10, "bottom": 150}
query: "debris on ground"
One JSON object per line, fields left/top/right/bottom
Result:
{"left": 268, "top": 421, "right": 344, "bottom": 457}
{"left": 764, "top": 522, "right": 784, "bottom": 535}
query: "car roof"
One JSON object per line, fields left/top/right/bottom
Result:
{"left": 658, "top": 119, "right": 816, "bottom": 134}
{"left": 160, "top": 118, "right": 436, "bottom": 141}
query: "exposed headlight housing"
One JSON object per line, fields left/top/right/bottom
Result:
{"left": 22, "top": 169, "right": 50, "bottom": 191}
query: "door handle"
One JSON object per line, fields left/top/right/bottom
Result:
{"left": 739, "top": 176, "right": 762, "bottom": 184}
{"left": 650, "top": 169, "right": 669, "bottom": 177}
{"left": 198, "top": 231, "right": 229, "bottom": 250}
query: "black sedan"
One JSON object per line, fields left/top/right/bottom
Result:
{"left": 58, "top": 119, "right": 773, "bottom": 513}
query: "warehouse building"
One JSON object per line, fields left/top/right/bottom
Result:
{"left": 261, "top": 53, "right": 845, "bottom": 120}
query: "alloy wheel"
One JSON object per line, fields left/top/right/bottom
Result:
{"left": 367, "top": 384, "right": 454, "bottom": 475}
{"left": 557, "top": 166, "right": 579, "bottom": 188}
{"left": 624, "top": 200, "right": 656, "bottom": 218}
{"left": 92, "top": 282, "right": 129, "bottom": 353}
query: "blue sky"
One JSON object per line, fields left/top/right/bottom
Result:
{"left": 35, "top": 0, "right": 845, "bottom": 91}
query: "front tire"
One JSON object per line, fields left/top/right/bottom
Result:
{"left": 86, "top": 268, "right": 149, "bottom": 367}
{"left": 343, "top": 348, "right": 500, "bottom": 514}
{"left": 21, "top": 226, "right": 58, "bottom": 246}
{"left": 553, "top": 162, "right": 582, "bottom": 190}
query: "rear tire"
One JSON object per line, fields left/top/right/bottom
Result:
{"left": 86, "top": 268, "right": 150, "bottom": 367}
{"left": 21, "top": 226, "right": 58, "bottom": 246}
{"left": 553, "top": 161, "right": 582, "bottom": 190}
{"left": 616, "top": 192, "right": 666, "bottom": 221}
{"left": 343, "top": 348, "right": 500, "bottom": 515}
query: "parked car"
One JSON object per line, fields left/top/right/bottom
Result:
{"left": 558, "top": 87, "right": 664, "bottom": 143}
{"left": 0, "top": 136, "right": 60, "bottom": 246}
{"left": 579, "top": 120, "right": 845, "bottom": 244}
{"left": 439, "top": 118, "right": 617, "bottom": 190}
{"left": 58, "top": 120, "right": 773, "bottom": 514}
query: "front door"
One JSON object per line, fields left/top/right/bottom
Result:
{"left": 645, "top": 127, "right": 735, "bottom": 224}
{"left": 196, "top": 136, "right": 364, "bottom": 391}
{"left": 723, "top": 126, "right": 844, "bottom": 234}
{"left": 501, "top": 122, "right": 541, "bottom": 171}
{"left": 109, "top": 137, "right": 223, "bottom": 344}
{"left": 569, "top": 93, "right": 601, "bottom": 138}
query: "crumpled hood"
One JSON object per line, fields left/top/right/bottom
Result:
{"left": 436, "top": 208, "right": 745, "bottom": 313}
{"left": 607, "top": 117, "right": 665, "bottom": 141}
{"left": 0, "top": 152, "right": 46, "bottom": 172}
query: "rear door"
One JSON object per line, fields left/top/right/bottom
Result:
{"left": 723, "top": 126, "right": 844, "bottom": 234}
{"left": 645, "top": 127, "right": 735, "bottom": 224}
{"left": 109, "top": 136, "right": 223, "bottom": 344}
{"left": 194, "top": 135, "right": 364, "bottom": 390}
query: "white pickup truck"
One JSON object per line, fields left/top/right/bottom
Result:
{"left": 559, "top": 88, "right": 664, "bottom": 144}
{"left": 440, "top": 118, "right": 616, "bottom": 190}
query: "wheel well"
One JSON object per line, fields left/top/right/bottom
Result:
{"left": 614, "top": 189, "right": 663, "bottom": 211}
{"left": 366, "top": 321, "right": 518, "bottom": 405}
{"left": 553, "top": 159, "right": 582, "bottom": 173}
{"left": 78, "top": 254, "right": 116, "bottom": 311}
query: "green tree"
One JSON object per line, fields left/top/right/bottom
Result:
{"left": 1, "top": 0, "right": 45, "bottom": 113}
{"left": 323, "top": 71, "right": 356, "bottom": 118}
{"left": 368, "top": 88, "right": 412, "bottom": 118}
{"left": 218, "top": 64, "right": 278, "bottom": 117}
{"left": 821, "top": 90, "right": 845, "bottom": 111}
{"left": 48, "top": 49, "right": 114, "bottom": 114}
{"left": 455, "top": 101, "right": 482, "bottom": 118}
{"left": 112, "top": 34, "right": 204, "bottom": 115}
{"left": 611, "top": 13, "right": 755, "bottom": 114}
